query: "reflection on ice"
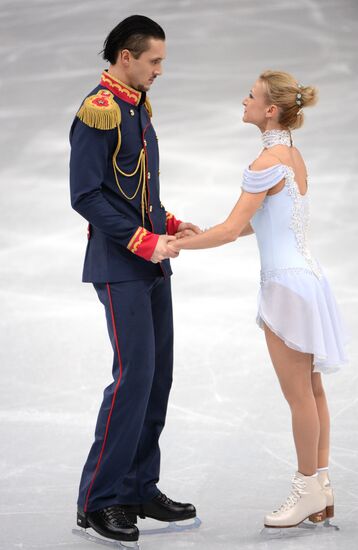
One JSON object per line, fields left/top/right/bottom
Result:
{"left": 260, "top": 518, "right": 340, "bottom": 540}
{"left": 72, "top": 528, "right": 139, "bottom": 548}
{"left": 139, "top": 516, "right": 202, "bottom": 536}
{"left": 72, "top": 517, "right": 201, "bottom": 548}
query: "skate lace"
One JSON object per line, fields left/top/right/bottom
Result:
{"left": 102, "top": 506, "right": 129, "bottom": 527}
{"left": 275, "top": 476, "right": 307, "bottom": 513}
{"left": 156, "top": 492, "right": 176, "bottom": 506}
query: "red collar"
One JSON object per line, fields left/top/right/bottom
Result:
{"left": 100, "top": 70, "right": 142, "bottom": 106}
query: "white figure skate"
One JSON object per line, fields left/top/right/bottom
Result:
{"left": 264, "top": 471, "right": 326, "bottom": 528}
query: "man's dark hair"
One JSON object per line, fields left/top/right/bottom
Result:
{"left": 102, "top": 15, "right": 165, "bottom": 64}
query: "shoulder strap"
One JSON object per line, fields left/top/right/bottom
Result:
{"left": 242, "top": 164, "right": 286, "bottom": 193}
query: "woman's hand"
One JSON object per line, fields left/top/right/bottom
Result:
{"left": 175, "top": 222, "right": 202, "bottom": 237}
{"left": 175, "top": 222, "right": 202, "bottom": 239}
{"left": 175, "top": 228, "right": 198, "bottom": 239}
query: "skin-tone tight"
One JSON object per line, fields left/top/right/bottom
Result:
{"left": 263, "top": 323, "right": 330, "bottom": 476}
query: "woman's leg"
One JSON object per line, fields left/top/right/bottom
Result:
{"left": 263, "top": 323, "right": 320, "bottom": 476}
{"left": 311, "top": 372, "right": 330, "bottom": 468}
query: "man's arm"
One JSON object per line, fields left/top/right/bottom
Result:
{"left": 164, "top": 210, "right": 201, "bottom": 238}
{"left": 70, "top": 118, "right": 176, "bottom": 261}
{"left": 165, "top": 211, "right": 183, "bottom": 235}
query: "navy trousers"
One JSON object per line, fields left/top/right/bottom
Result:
{"left": 77, "top": 277, "right": 174, "bottom": 513}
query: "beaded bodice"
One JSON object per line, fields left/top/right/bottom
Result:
{"left": 243, "top": 130, "right": 322, "bottom": 281}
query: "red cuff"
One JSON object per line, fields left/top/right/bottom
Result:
{"left": 166, "top": 212, "right": 182, "bottom": 235}
{"left": 127, "top": 227, "right": 159, "bottom": 261}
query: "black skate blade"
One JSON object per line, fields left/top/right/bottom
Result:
{"left": 261, "top": 518, "right": 340, "bottom": 540}
{"left": 139, "top": 516, "right": 202, "bottom": 536}
{"left": 72, "top": 528, "right": 139, "bottom": 549}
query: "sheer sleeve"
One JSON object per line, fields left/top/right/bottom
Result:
{"left": 241, "top": 164, "right": 286, "bottom": 193}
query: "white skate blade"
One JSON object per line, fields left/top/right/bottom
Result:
{"left": 72, "top": 527, "right": 139, "bottom": 548}
{"left": 139, "top": 516, "right": 202, "bottom": 536}
{"left": 261, "top": 518, "right": 340, "bottom": 539}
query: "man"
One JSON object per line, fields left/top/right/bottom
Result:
{"left": 69, "top": 15, "right": 199, "bottom": 543}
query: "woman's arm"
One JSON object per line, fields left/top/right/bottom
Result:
{"left": 239, "top": 222, "right": 254, "bottom": 237}
{"left": 169, "top": 154, "right": 282, "bottom": 252}
{"left": 169, "top": 190, "right": 265, "bottom": 251}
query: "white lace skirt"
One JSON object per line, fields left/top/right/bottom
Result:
{"left": 256, "top": 267, "right": 349, "bottom": 374}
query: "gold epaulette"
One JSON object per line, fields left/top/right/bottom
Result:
{"left": 76, "top": 89, "right": 121, "bottom": 130}
{"left": 144, "top": 97, "right": 152, "bottom": 118}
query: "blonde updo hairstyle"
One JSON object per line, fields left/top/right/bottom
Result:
{"left": 259, "top": 70, "right": 318, "bottom": 130}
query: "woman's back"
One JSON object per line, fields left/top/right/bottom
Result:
{"left": 264, "top": 145, "right": 307, "bottom": 196}
{"left": 251, "top": 139, "right": 308, "bottom": 196}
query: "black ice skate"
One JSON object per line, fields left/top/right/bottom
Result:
{"left": 122, "top": 491, "right": 196, "bottom": 523}
{"left": 76, "top": 505, "right": 139, "bottom": 542}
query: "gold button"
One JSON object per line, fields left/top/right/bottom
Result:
{"left": 130, "top": 109, "right": 135, "bottom": 116}
{"left": 149, "top": 205, "right": 153, "bottom": 212}
{"left": 144, "top": 139, "right": 147, "bottom": 146}
{"left": 158, "top": 170, "right": 160, "bottom": 176}
{"left": 147, "top": 171, "right": 151, "bottom": 179}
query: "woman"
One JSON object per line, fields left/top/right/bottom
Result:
{"left": 168, "top": 70, "right": 349, "bottom": 529}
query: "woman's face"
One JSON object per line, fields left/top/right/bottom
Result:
{"left": 242, "top": 79, "right": 272, "bottom": 126}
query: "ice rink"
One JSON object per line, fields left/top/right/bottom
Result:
{"left": 1, "top": 0, "right": 357, "bottom": 549}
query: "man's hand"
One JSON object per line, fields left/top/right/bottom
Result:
{"left": 167, "top": 239, "right": 181, "bottom": 254}
{"left": 151, "top": 235, "right": 179, "bottom": 263}
{"left": 175, "top": 222, "right": 202, "bottom": 239}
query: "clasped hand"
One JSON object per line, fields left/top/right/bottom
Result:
{"left": 150, "top": 222, "right": 201, "bottom": 263}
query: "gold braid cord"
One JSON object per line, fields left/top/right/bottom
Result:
{"left": 144, "top": 97, "right": 152, "bottom": 118}
{"left": 112, "top": 131, "right": 147, "bottom": 226}
{"left": 112, "top": 98, "right": 153, "bottom": 226}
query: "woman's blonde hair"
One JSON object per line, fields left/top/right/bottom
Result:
{"left": 259, "top": 70, "right": 318, "bottom": 130}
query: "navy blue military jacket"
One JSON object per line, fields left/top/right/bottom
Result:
{"left": 69, "top": 70, "right": 182, "bottom": 283}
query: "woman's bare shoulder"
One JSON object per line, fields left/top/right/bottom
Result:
{"left": 250, "top": 149, "right": 284, "bottom": 171}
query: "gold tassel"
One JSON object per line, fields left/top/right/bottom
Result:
{"left": 77, "top": 90, "right": 121, "bottom": 130}
{"left": 144, "top": 97, "right": 152, "bottom": 118}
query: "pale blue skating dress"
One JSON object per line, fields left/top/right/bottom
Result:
{"left": 242, "top": 130, "right": 349, "bottom": 374}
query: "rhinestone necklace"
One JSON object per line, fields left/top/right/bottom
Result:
{"left": 262, "top": 129, "right": 292, "bottom": 148}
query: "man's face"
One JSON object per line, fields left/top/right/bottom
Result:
{"left": 127, "top": 38, "right": 166, "bottom": 92}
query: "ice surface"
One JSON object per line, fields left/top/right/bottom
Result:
{"left": 1, "top": 0, "right": 357, "bottom": 549}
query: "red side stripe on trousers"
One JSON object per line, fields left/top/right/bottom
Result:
{"left": 84, "top": 283, "right": 124, "bottom": 513}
